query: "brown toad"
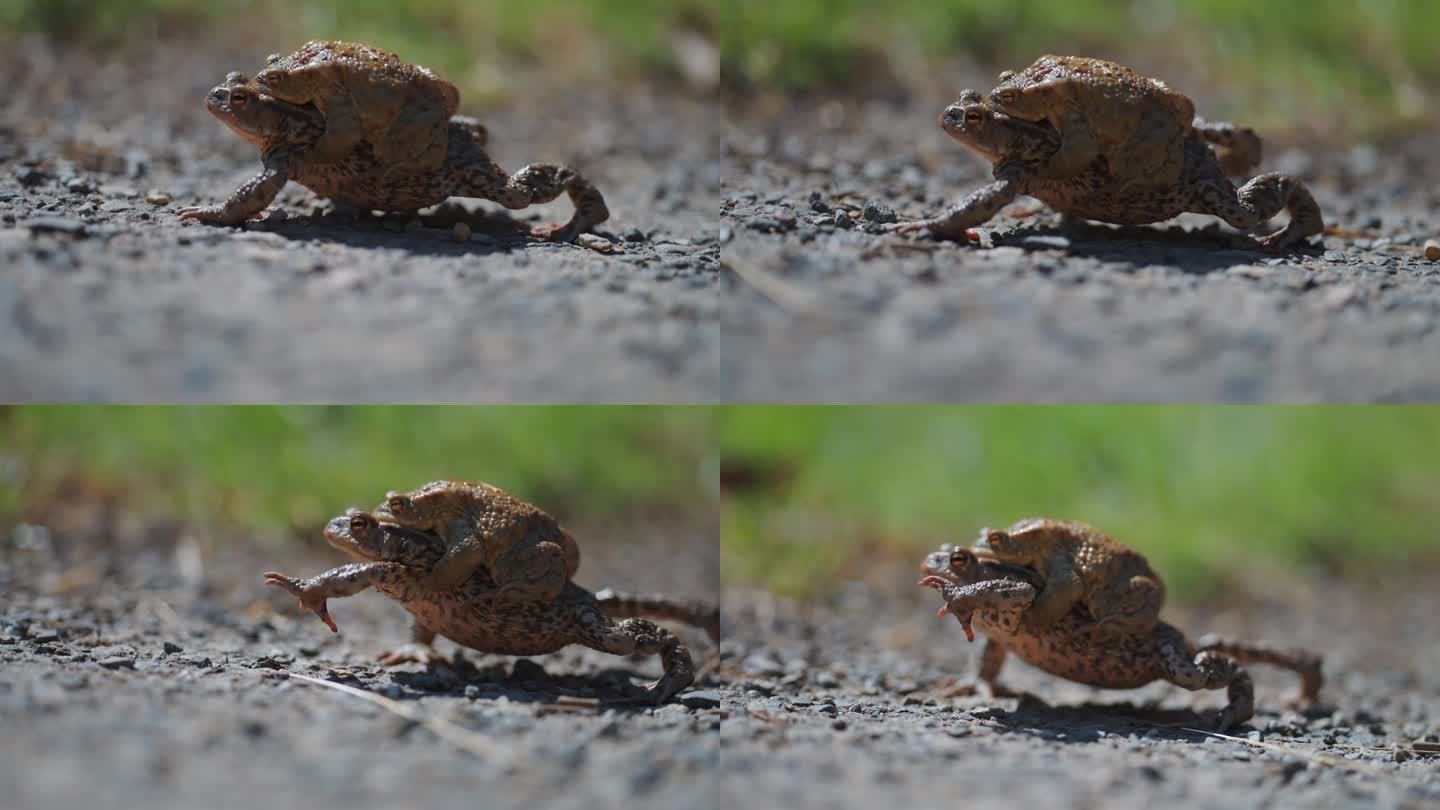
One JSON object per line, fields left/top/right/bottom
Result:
{"left": 885, "top": 90, "right": 1322, "bottom": 248}
{"left": 371, "top": 480, "right": 582, "bottom": 602}
{"left": 254, "top": 40, "right": 458, "bottom": 168}
{"left": 968, "top": 518, "right": 1164, "bottom": 641}
{"left": 986, "top": 55, "right": 1196, "bottom": 185}
{"left": 179, "top": 72, "right": 608, "bottom": 241}
{"left": 263, "top": 511, "right": 718, "bottom": 704}
{"left": 919, "top": 546, "right": 1322, "bottom": 729}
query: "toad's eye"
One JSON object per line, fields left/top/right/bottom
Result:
{"left": 949, "top": 548, "right": 974, "bottom": 570}
{"left": 964, "top": 110, "right": 983, "bottom": 125}
{"left": 997, "top": 91, "right": 1016, "bottom": 105}
{"left": 229, "top": 89, "right": 247, "bottom": 107}
{"left": 349, "top": 513, "right": 374, "bottom": 532}
{"left": 387, "top": 495, "right": 412, "bottom": 511}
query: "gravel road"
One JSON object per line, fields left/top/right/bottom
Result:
{"left": 0, "top": 36, "right": 718, "bottom": 402}
{"left": 721, "top": 92, "right": 1440, "bottom": 402}
{"left": 0, "top": 509, "right": 719, "bottom": 810}
{"left": 718, "top": 558, "right": 1440, "bottom": 810}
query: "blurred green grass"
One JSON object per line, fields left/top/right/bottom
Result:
{"left": 0, "top": 406, "right": 715, "bottom": 541}
{"left": 725, "top": 0, "right": 1434, "bottom": 134}
{"left": 0, "top": 0, "right": 719, "bottom": 88}
{"left": 721, "top": 406, "right": 1440, "bottom": 600}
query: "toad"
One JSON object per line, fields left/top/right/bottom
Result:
{"left": 884, "top": 89, "right": 1322, "bottom": 248}
{"left": 263, "top": 511, "right": 717, "bottom": 703}
{"left": 919, "top": 545, "right": 1323, "bottom": 729}
{"left": 179, "top": 65, "right": 607, "bottom": 242}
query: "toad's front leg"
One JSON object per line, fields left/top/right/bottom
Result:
{"left": 885, "top": 175, "right": 1023, "bottom": 242}
{"left": 263, "top": 561, "right": 418, "bottom": 632}
{"left": 917, "top": 575, "right": 1037, "bottom": 642}
{"left": 179, "top": 150, "right": 292, "bottom": 226}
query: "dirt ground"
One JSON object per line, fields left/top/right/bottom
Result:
{"left": 0, "top": 506, "right": 720, "bottom": 810}
{"left": 0, "top": 35, "right": 718, "bottom": 402}
{"left": 721, "top": 88, "right": 1440, "bottom": 402}
{"left": 717, "top": 556, "right": 1440, "bottom": 810}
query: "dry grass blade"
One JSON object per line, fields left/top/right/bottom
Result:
{"left": 286, "top": 671, "right": 508, "bottom": 760}
{"left": 721, "top": 254, "right": 821, "bottom": 316}
{"left": 1181, "top": 727, "right": 1420, "bottom": 780}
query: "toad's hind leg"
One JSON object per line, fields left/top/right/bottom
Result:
{"left": 1154, "top": 622, "right": 1254, "bottom": 730}
{"left": 594, "top": 589, "right": 721, "bottom": 646}
{"left": 1191, "top": 169, "right": 1323, "bottom": 250}
{"left": 572, "top": 605, "right": 695, "bottom": 704}
{"left": 442, "top": 128, "right": 608, "bottom": 243}
{"left": 1194, "top": 634, "right": 1323, "bottom": 708}
{"left": 1088, "top": 574, "right": 1164, "bottom": 640}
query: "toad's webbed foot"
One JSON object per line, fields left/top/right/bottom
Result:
{"left": 264, "top": 571, "right": 339, "bottom": 632}
{"left": 377, "top": 643, "right": 447, "bottom": 667}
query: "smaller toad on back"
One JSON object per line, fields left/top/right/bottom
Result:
{"left": 986, "top": 55, "right": 1196, "bottom": 186}
{"left": 254, "top": 40, "right": 459, "bottom": 168}
{"left": 971, "top": 518, "right": 1164, "bottom": 641}
{"left": 373, "top": 480, "right": 581, "bottom": 602}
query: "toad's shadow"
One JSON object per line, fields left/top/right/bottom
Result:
{"left": 239, "top": 202, "right": 615, "bottom": 259}
{"left": 991, "top": 221, "right": 1326, "bottom": 274}
{"left": 383, "top": 658, "right": 681, "bottom": 712}
{"left": 974, "top": 692, "right": 1335, "bottom": 745}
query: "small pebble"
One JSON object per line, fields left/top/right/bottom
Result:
{"left": 1423, "top": 240, "right": 1440, "bottom": 261}
{"left": 578, "top": 233, "right": 617, "bottom": 253}
{"left": 679, "top": 690, "right": 720, "bottom": 710}
{"left": 163, "top": 641, "right": 183, "bottom": 654}
{"left": 98, "top": 656, "right": 134, "bottom": 670}
{"left": 452, "top": 222, "right": 471, "bottom": 242}
{"left": 145, "top": 191, "right": 172, "bottom": 206}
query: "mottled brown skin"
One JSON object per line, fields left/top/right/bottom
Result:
{"left": 372, "top": 480, "right": 582, "bottom": 603}
{"left": 885, "top": 89, "right": 1323, "bottom": 249}
{"left": 179, "top": 76, "right": 608, "bottom": 242}
{"left": 918, "top": 546, "right": 1323, "bottom": 730}
{"left": 987, "top": 55, "right": 1197, "bottom": 186}
{"left": 255, "top": 40, "right": 459, "bottom": 168}
{"left": 263, "top": 512, "right": 713, "bottom": 704}
{"left": 970, "top": 517, "right": 1164, "bottom": 642}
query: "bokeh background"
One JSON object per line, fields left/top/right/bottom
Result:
{"left": 1, "top": 405, "right": 717, "bottom": 591}
{"left": 721, "top": 406, "right": 1440, "bottom": 600}
{"left": 723, "top": 0, "right": 1436, "bottom": 138}
{"left": 1, "top": 0, "right": 722, "bottom": 96}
